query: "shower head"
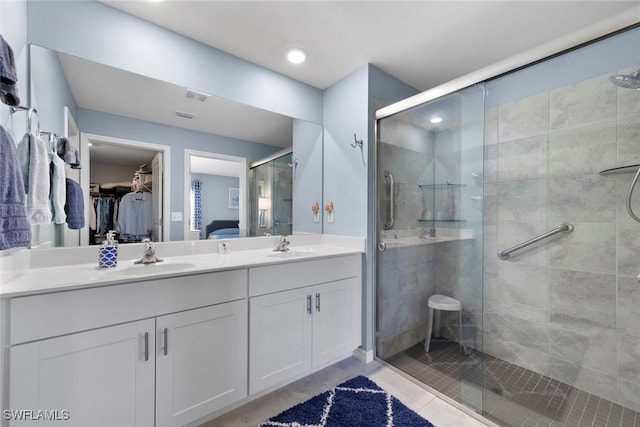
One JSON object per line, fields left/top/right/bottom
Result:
{"left": 610, "top": 69, "right": 640, "bottom": 90}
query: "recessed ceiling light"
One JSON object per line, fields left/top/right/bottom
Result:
{"left": 430, "top": 116, "right": 443, "bottom": 124}
{"left": 286, "top": 49, "right": 306, "bottom": 64}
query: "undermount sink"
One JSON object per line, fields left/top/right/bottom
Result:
{"left": 104, "top": 262, "right": 198, "bottom": 276}
{"left": 266, "top": 249, "right": 315, "bottom": 258}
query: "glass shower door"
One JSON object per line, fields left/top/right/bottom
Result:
{"left": 375, "top": 84, "right": 485, "bottom": 412}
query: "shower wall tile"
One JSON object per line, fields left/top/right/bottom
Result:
{"left": 548, "top": 121, "right": 616, "bottom": 177}
{"left": 497, "top": 135, "right": 548, "bottom": 182}
{"left": 484, "top": 143, "right": 497, "bottom": 184}
{"left": 379, "top": 267, "right": 400, "bottom": 301}
{"left": 548, "top": 222, "right": 616, "bottom": 274}
{"left": 480, "top": 66, "right": 640, "bottom": 411}
{"left": 618, "top": 328, "right": 640, "bottom": 385}
{"left": 498, "top": 92, "right": 549, "bottom": 142}
{"left": 548, "top": 356, "right": 618, "bottom": 403}
{"left": 549, "top": 74, "right": 617, "bottom": 131}
{"left": 617, "top": 116, "right": 640, "bottom": 166}
{"left": 485, "top": 106, "right": 498, "bottom": 145}
{"left": 482, "top": 333, "right": 549, "bottom": 376}
{"left": 484, "top": 302, "right": 549, "bottom": 354}
{"left": 617, "top": 223, "right": 640, "bottom": 276}
{"left": 483, "top": 182, "right": 497, "bottom": 220}
{"left": 496, "top": 222, "right": 549, "bottom": 266}
{"left": 616, "top": 174, "right": 640, "bottom": 224}
{"left": 549, "top": 268, "right": 616, "bottom": 326}
{"left": 617, "top": 275, "right": 640, "bottom": 331}
{"left": 549, "top": 313, "right": 617, "bottom": 377}
{"left": 497, "top": 179, "right": 548, "bottom": 222}
{"left": 617, "top": 64, "right": 640, "bottom": 120}
{"left": 483, "top": 222, "right": 497, "bottom": 261}
{"left": 485, "top": 260, "right": 549, "bottom": 310}
{"left": 548, "top": 175, "right": 616, "bottom": 223}
{"left": 618, "top": 379, "right": 640, "bottom": 413}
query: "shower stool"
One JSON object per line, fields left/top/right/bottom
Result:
{"left": 424, "top": 294, "right": 462, "bottom": 353}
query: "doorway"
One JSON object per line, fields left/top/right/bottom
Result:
{"left": 80, "top": 133, "right": 170, "bottom": 246}
{"left": 183, "top": 150, "right": 247, "bottom": 240}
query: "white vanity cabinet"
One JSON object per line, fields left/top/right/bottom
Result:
{"left": 248, "top": 255, "right": 362, "bottom": 394}
{"left": 5, "top": 269, "right": 247, "bottom": 427}
{"left": 155, "top": 300, "right": 247, "bottom": 427}
{"left": 10, "top": 319, "right": 156, "bottom": 427}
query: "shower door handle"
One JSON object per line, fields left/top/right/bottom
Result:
{"left": 384, "top": 171, "right": 395, "bottom": 230}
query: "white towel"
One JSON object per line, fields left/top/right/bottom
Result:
{"left": 50, "top": 153, "right": 66, "bottom": 224}
{"left": 17, "top": 133, "right": 52, "bottom": 224}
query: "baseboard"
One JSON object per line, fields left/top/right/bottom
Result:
{"left": 353, "top": 347, "right": 374, "bottom": 363}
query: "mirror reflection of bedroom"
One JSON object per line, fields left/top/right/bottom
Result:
{"left": 187, "top": 153, "right": 245, "bottom": 241}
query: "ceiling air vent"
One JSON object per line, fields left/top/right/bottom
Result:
{"left": 175, "top": 110, "right": 195, "bottom": 119}
{"left": 185, "top": 88, "right": 211, "bottom": 102}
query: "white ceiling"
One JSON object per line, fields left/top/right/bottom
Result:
{"left": 103, "top": 1, "right": 640, "bottom": 91}
{"left": 58, "top": 52, "right": 294, "bottom": 148}
{"left": 87, "top": 137, "right": 158, "bottom": 166}
{"left": 191, "top": 156, "right": 240, "bottom": 177}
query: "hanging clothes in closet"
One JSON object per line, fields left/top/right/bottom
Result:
{"left": 115, "top": 190, "right": 153, "bottom": 242}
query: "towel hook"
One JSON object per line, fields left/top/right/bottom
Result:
{"left": 351, "top": 133, "right": 363, "bottom": 149}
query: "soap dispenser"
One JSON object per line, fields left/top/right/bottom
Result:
{"left": 99, "top": 231, "right": 118, "bottom": 269}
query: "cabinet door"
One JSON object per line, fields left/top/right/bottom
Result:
{"left": 312, "top": 277, "right": 362, "bottom": 367}
{"left": 249, "top": 287, "right": 312, "bottom": 394}
{"left": 155, "top": 300, "right": 248, "bottom": 427}
{"left": 9, "top": 319, "right": 155, "bottom": 427}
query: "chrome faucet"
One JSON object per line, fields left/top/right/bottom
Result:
{"left": 273, "top": 235, "right": 290, "bottom": 252}
{"left": 134, "top": 238, "right": 164, "bottom": 264}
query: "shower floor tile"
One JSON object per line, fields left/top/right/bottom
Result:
{"left": 386, "top": 339, "right": 640, "bottom": 427}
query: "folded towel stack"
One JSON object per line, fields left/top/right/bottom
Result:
{"left": 65, "top": 178, "right": 85, "bottom": 229}
{"left": 0, "top": 126, "right": 31, "bottom": 250}
{"left": 57, "top": 137, "right": 80, "bottom": 169}
{"left": 0, "top": 34, "right": 20, "bottom": 106}
{"left": 17, "top": 133, "right": 52, "bottom": 224}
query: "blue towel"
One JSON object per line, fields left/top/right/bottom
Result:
{"left": 0, "top": 126, "right": 31, "bottom": 250}
{"left": 0, "top": 34, "right": 20, "bottom": 106}
{"left": 64, "top": 178, "right": 85, "bottom": 229}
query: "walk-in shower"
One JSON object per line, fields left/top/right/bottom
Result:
{"left": 376, "top": 25, "right": 640, "bottom": 427}
{"left": 248, "top": 149, "right": 293, "bottom": 237}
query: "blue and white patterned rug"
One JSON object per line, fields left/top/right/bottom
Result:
{"left": 258, "top": 376, "right": 435, "bottom": 427}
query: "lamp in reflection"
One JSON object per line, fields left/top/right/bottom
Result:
{"left": 258, "top": 197, "right": 271, "bottom": 228}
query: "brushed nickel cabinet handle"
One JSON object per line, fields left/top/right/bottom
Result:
{"left": 144, "top": 332, "right": 149, "bottom": 361}
{"left": 163, "top": 328, "right": 168, "bottom": 356}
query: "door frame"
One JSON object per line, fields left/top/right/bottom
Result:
{"left": 183, "top": 149, "right": 247, "bottom": 240}
{"left": 80, "top": 133, "right": 171, "bottom": 246}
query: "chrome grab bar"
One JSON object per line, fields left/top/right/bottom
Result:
{"left": 498, "top": 223, "right": 573, "bottom": 260}
{"left": 384, "top": 170, "right": 395, "bottom": 230}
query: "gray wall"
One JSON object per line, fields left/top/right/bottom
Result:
{"left": 192, "top": 173, "right": 239, "bottom": 239}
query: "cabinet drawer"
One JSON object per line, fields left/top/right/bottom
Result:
{"left": 249, "top": 255, "right": 361, "bottom": 297}
{"left": 10, "top": 269, "right": 247, "bottom": 345}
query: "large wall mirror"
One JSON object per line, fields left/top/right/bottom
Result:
{"left": 28, "top": 44, "right": 323, "bottom": 248}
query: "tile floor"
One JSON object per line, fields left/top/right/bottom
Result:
{"left": 387, "top": 339, "right": 640, "bottom": 427}
{"left": 199, "top": 356, "right": 493, "bottom": 427}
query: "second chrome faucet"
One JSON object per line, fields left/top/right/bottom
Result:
{"left": 273, "top": 235, "right": 290, "bottom": 252}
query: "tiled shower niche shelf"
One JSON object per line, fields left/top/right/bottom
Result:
{"left": 417, "top": 219, "right": 466, "bottom": 223}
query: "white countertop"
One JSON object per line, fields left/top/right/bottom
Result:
{"left": 0, "top": 235, "right": 364, "bottom": 298}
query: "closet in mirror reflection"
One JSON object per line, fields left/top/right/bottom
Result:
{"left": 86, "top": 134, "right": 165, "bottom": 246}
